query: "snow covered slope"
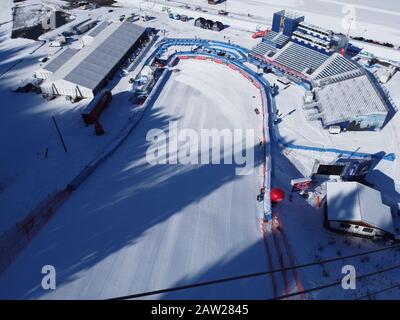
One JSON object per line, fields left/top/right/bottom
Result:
{"left": 0, "top": 59, "right": 273, "bottom": 299}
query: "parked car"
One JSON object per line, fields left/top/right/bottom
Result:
{"left": 38, "top": 57, "right": 48, "bottom": 63}
{"left": 169, "top": 13, "right": 181, "bottom": 20}
{"left": 328, "top": 126, "right": 342, "bottom": 135}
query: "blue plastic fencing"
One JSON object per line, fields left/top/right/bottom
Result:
{"left": 278, "top": 141, "right": 396, "bottom": 162}
{"left": 156, "top": 38, "right": 249, "bottom": 62}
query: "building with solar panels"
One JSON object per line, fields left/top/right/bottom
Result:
{"left": 39, "top": 21, "right": 148, "bottom": 99}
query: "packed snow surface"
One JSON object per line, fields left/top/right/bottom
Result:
{"left": 0, "top": 60, "right": 271, "bottom": 299}
{"left": 1, "top": 0, "right": 400, "bottom": 300}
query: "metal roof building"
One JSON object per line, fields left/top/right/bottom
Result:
{"left": 326, "top": 181, "right": 395, "bottom": 238}
{"left": 35, "top": 48, "right": 79, "bottom": 80}
{"left": 81, "top": 21, "right": 111, "bottom": 46}
{"left": 40, "top": 22, "right": 147, "bottom": 98}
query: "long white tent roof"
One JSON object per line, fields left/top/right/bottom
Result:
{"left": 43, "top": 22, "right": 146, "bottom": 91}
{"left": 327, "top": 181, "right": 394, "bottom": 234}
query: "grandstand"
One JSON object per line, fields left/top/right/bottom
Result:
{"left": 249, "top": 10, "right": 345, "bottom": 79}
{"left": 262, "top": 31, "right": 291, "bottom": 49}
{"left": 271, "top": 42, "right": 329, "bottom": 75}
{"left": 292, "top": 31, "right": 331, "bottom": 54}
{"left": 248, "top": 10, "right": 390, "bottom": 131}
{"left": 298, "top": 22, "right": 333, "bottom": 40}
{"left": 305, "top": 74, "right": 388, "bottom": 129}
{"left": 312, "top": 53, "right": 364, "bottom": 84}
{"left": 250, "top": 10, "right": 360, "bottom": 82}
{"left": 274, "top": 33, "right": 291, "bottom": 48}
{"left": 251, "top": 42, "right": 277, "bottom": 57}
{"left": 263, "top": 31, "right": 278, "bottom": 42}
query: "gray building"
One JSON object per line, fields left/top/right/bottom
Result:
{"left": 326, "top": 181, "right": 395, "bottom": 239}
{"left": 40, "top": 22, "right": 148, "bottom": 98}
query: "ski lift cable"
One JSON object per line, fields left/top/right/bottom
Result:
{"left": 107, "top": 243, "right": 400, "bottom": 300}
{"left": 272, "top": 261, "right": 400, "bottom": 300}
{"left": 354, "top": 282, "right": 400, "bottom": 300}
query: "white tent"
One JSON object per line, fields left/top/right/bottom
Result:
{"left": 40, "top": 22, "right": 146, "bottom": 98}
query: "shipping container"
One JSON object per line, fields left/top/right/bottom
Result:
{"left": 81, "top": 89, "right": 112, "bottom": 125}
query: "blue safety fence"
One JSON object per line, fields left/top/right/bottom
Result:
{"left": 156, "top": 38, "right": 249, "bottom": 62}
{"left": 279, "top": 141, "right": 396, "bottom": 162}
